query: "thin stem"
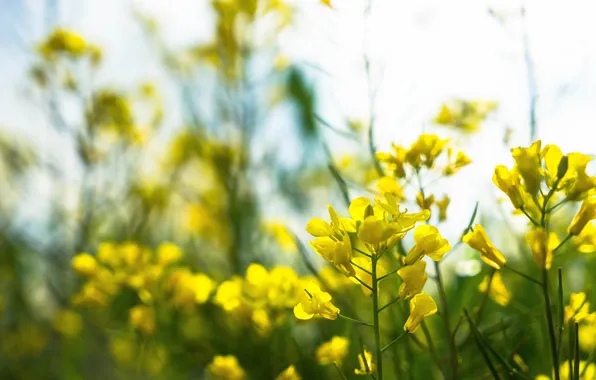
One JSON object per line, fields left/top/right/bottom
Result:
{"left": 333, "top": 362, "right": 349, "bottom": 380}
{"left": 553, "top": 234, "right": 572, "bottom": 255}
{"left": 464, "top": 309, "right": 501, "bottom": 380}
{"left": 338, "top": 313, "right": 373, "bottom": 327}
{"left": 354, "top": 247, "right": 373, "bottom": 258}
{"left": 378, "top": 297, "right": 400, "bottom": 314}
{"left": 421, "top": 320, "right": 445, "bottom": 378}
{"left": 382, "top": 331, "right": 407, "bottom": 353}
{"left": 574, "top": 322, "right": 580, "bottom": 380}
{"left": 351, "top": 260, "right": 373, "bottom": 275}
{"left": 434, "top": 261, "right": 458, "bottom": 379}
{"left": 371, "top": 253, "right": 383, "bottom": 380}
{"left": 542, "top": 269, "right": 561, "bottom": 380}
{"left": 503, "top": 264, "right": 542, "bottom": 286}
{"left": 547, "top": 199, "right": 568, "bottom": 213}
{"left": 520, "top": 206, "right": 540, "bottom": 226}
{"left": 353, "top": 275, "right": 374, "bottom": 292}
{"left": 378, "top": 269, "right": 399, "bottom": 282}
{"left": 557, "top": 268, "right": 564, "bottom": 363}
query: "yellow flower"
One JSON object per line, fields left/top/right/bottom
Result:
{"left": 72, "top": 253, "right": 98, "bottom": 277}
{"left": 358, "top": 216, "right": 398, "bottom": 246}
{"left": 569, "top": 197, "right": 596, "bottom": 235}
{"left": 416, "top": 192, "right": 435, "bottom": 211}
{"left": 214, "top": 277, "right": 244, "bottom": 312}
{"left": 479, "top": 272, "right": 510, "bottom": 306}
{"left": 268, "top": 266, "right": 302, "bottom": 308}
{"left": 405, "top": 225, "right": 451, "bottom": 265}
{"left": 511, "top": 140, "right": 542, "bottom": 195}
{"left": 157, "top": 242, "right": 183, "bottom": 266}
{"left": 110, "top": 337, "right": 135, "bottom": 364}
{"left": 397, "top": 260, "right": 428, "bottom": 299}
{"left": 375, "top": 193, "right": 431, "bottom": 233}
{"left": 433, "top": 100, "right": 497, "bottom": 132}
{"left": 405, "top": 134, "right": 449, "bottom": 169}
{"left": 542, "top": 145, "right": 568, "bottom": 189}
{"left": 404, "top": 293, "right": 437, "bottom": 333}
{"left": 38, "top": 28, "right": 88, "bottom": 59}
{"left": 559, "top": 360, "right": 596, "bottom": 380}
{"left": 319, "top": 266, "right": 354, "bottom": 291}
{"left": 573, "top": 222, "right": 596, "bottom": 253}
{"left": 376, "top": 144, "right": 407, "bottom": 178}
{"left": 263, "top": 221, "right": 296, "bottom": 252}
{"left": 579, "top": 314, "right": 596, "bottom": 353}
{"left": 252, "top": 309, "right": 272, "bottom": 336}
{"left": 436, "top": 195, "right": 450, "bottom": 222}
{"left": 493, "top": 165, "right": 525, "bottom": 209}
{"left": 565, "top": 292, "right": 591, "bottom": 323}
{"left": 307, "top": 205, "right": 355, "bottom": 276}
{"left": 462, "top": 224, "right": 507, "bottom": 269}
{"left": 129, "top": 305, "right": 156, "bottom": 335}
{"left": 354, "top": 347, "right": 375, "bottom": 375}
{"left": 564, "top": 153, "right": 596, "bottom": 200}
{"left": 276, "top": 365, "right": 302, "bottom": 380}
{"left": 52, "top": 309, "right": 83, "bottom": 337}
{"left": 97, "top": 242, "right": 120, "bottom": 267}
{"left": 526, "top": 229, "right": 559, "bottom": 269}
{"left": 315, "top": 336, "right": 350, "bottom": 365}
{"left": 167, "top": 269, "right": 216, "bottom": 308}
{"left": 377, "top": 176, "right": 404, "bottom": 199}
{"left": 207, "top": 355, "right": 246, "bottom": 380}
{"left": 294, "top": 282, "right": 339, "bottom": 320}
{"left": 443, "top": 149, "right": 472, "bottom": 176}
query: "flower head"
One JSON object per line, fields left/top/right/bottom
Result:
{"left": 316, "top": 336, "right": 350, "bottom": 365}
{"left": 405, "top": 134, "right": 449, "bottom": 169}
{"left": 526, "top": 228, "right": 560, "bottom": 270}
{"left": 276, "top": 365, "right": 302, "bottom": 380}
{"left": 569, "top": 197, "right": 596, "bottom": 235}
{"left": 565, "top": 292, "right": 591, "bottom": 323}
{"left": 511, "top": 140, "right": 542, "bottom": 195}
{"left": 573, "top": 222, "right": 596, "bottom": 253}
{"left": 493, "top": 165, "right": 525, "bottom": 209}
{"left": 404, "top": 293, "right": 437, "bottom": 333}
{"left": 405, "top": 225, "right": 451, "bottom": 265}
{"left": 462, "top": 224, "right": 507, "bottom": 269}
{"left": 479, "top": 272, "right": 510, "bottom": 306}
{"left": 72, "top": 253, "right": 98, "bottom": 277}
{"left": 207, "top": 355, "right": 246, "bottom": 380}
{"left": 354, "top": 347, "right": 375, "bottom": 376}
{"left": 294, "top": 282, "right": 339, "bottom": 320}
{"left": 397, "top": 260, "right": 428, "bottom": 299}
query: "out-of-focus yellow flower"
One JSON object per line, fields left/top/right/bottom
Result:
{"left": 252, "top": 309, "right": 272, "bottom": 336}
{"left": 38, "top": 28, "right": 87, "bottom": 59}
{"left": 110, "top": 337, "right": 136, "bottom": 364}
{"left": 157, "top": 242, "right": 183, "bottom": 266}
{"left": 315, "top": 336, "right": 350, "bottom": 365}
{"left": 564, "top": 154, "right": 596, "bottom": 201}
{"left": 377, "top": 176, "right": 404, "bottom": 199}
{"left": 307, "top": 205, "right": 355, "bottom": 276}
{"left": 526, "top": 229, "right": 559, "bottom": 269}
{"left": 569, "top": 197, "right": 596, "bottom": 235}
{"left": 573, "top": 222, "right": 596, "bottom": 253}
{"left": 268, "top": 267, "right": 302, "bottom": 308}
{"left": 354, "top": 347, "right": 375, "bottom": 376}
{"left": 243, "top": 264, "right": 270, "bottom": 305}
{"left": 167, "top": 268, "right": 216, "bottom": 308}
{"left": 207, "top": 355, "right": 246, "bottom": 380}
{"left": 404, "top": 293, "right": 437, "bottom": 333}
{"left": 436, "top": 195, "right": 450, "bottom": 222}
{"left": 405, "top": 134, "right": 449, "bottom": 169}
{"left": 214, "top": 277, "right": 244, "bottom": 312}
{"left": 320, "top": 0, "right": 332, "bottom": 7}
{"left": 512, "top": 354, "right": 529, "bottom": 373}
{"left": 463, "top": 224, "right": 507, "bottom": 269}
{"left": 96, "top": 242, "right": 120, "bottom": 267}
{"left": 276, "top": 365, "right": 302, "bottom": 380}
{"left": 579, "top": 314, "right": 596, "bottom": 353}
{"left": 559, "top": 360, "right": 596, "bottom": 380}
{"left": 263, "top": 221, "right": 296, "bottom": 252}
{"left": 72, "top": 283, "right": 108, "bottom": 307}
{"left": 273, "top": 54, "right": 290, "bottom": 71}
{"left": 416, "top": 192, "right": 435, "bottom": 211}
{"left": 52, "top": 309, "right": 83, "bottom": 337}
{"left": 72, "top": 253, "right": 98, "bottom": 277}
{"left": 479, "top": 272, "right": 510, "bottom": 306}
{"left": 376, "top": 144, "right": 407, "bottom": 178}
{"left": 406, "top": 225, "right": 451, "bottom": 265}
{"left": 565, "top": 292, "right": 591, "bottom": 323}
{"left": 433, "top": 100, "right": 497, "bottom": 132}
{"left": 511, "top": 140, "right": 542, "bottom": 195}
{"left": 443, "top": 149, "right": 472, "bottom": 176}
{"left": 294, "top": 282, "right": 339, "bottom": 320}
{"left": 319, "top": 266, "right": 354, "bottom": 291}
{"left": 397, "top": 260, "right": 427, "bottom": 299}
{"left": 129, "top": 305, "right": 156, "bottom": 335}
{"left": 493, "top": 165, "right": 525, "bottom": 209}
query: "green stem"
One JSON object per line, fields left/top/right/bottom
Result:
{"left": 421, "top": 320, "right": 445, "bottom": 378}
{"left": 520, "top": 206, "right": 540, "bottom": 226}
{"left": 351, "top": 260, "right": 373, "bottom": 275}
{"left": 334, "top": 362, "right": 349, "bottom": 380}
{"left": 574, "top": 322, "right": 580, "bottom": 380}
{"left": 372, "top": 253, "right": 383, "bottom": 380}
{"left": 434, "top": 261, "right": 458, "bottom": 379}
{"left": 503, "top": 264, "right": 542, "bottom": 286}
{"left": 542, "top": 269, "right": 561, "bottom": 380}
{"left": 338, "top": 313, "right": 373, "bottom": 327}
{"left": 463, "top": 309, "right": 501, "bottom": 380}
{"left": 377, "top": 297, "right": 400, "bottom": 314}
{"left": 557, "top": 268, "right": 564, "bottom": 363}
{"left": 382, "top": 331, "right": 407, "bottom": 352}
{"left": 553, "top": 234, "right": 572, "bottom": 255}
{"left": 353, "top": 275, "right": 374, "bottom": 292}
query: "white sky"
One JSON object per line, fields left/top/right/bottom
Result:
{"left": 1, "top": 0, "right": 596, "bottom": 269}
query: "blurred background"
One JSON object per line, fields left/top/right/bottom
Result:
{"left": 1, "top": 0, "right": 596, "bottom": 379}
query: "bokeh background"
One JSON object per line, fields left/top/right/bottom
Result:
{"left": 1, "top": 0, "right": 596, "bottom": 379}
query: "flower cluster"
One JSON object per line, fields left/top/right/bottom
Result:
{"left": 433, "top": 99, "right": 498, "bottom": 132}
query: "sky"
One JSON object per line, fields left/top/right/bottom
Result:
{"left": 1, "top": 0, "right": 596, "bottom": 273}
